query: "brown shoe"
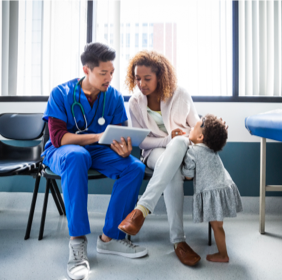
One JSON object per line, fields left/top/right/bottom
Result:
{"left": 118, "top": 209, "right": 145, "bottom": 235}
{"left": 174, "top": 242, "right": 201, "bottom": 266}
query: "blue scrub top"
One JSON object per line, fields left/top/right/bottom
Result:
{"left": 43, "top": 78, "right": 128, "bottom": 150}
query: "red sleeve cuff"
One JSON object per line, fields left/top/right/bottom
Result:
{"left": 48, "top": 117, "right": 68, "bottom": 148}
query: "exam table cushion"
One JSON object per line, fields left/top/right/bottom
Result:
{"left": 245, "top": 109, "right": 282, "bottom": 141}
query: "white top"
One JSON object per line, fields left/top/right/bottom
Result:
{"left": 146, "top": 107, "right": 168, "bottom": 134}
{"left": 129, "top": 86, "right": 200, "bottom": 161}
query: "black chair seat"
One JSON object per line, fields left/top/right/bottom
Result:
{"left": 0, "top": 159, "right": 41, "bottom": 175}
{"left": 41, "top": 166, "right": 106, "bottom": 180}
{"left": 144, "top": 166, "right": 154, "bottom": 180}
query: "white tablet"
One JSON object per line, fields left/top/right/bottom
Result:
{"left": 98, "top": 125, "right": 150, "bottom": 147}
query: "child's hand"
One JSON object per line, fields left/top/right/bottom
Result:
{"left": 171, "top": 128, "right": 186, "bottom": 138}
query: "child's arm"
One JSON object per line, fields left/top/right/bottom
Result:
{"left": 182, "top": 146, "right": 196, "bottom": 179}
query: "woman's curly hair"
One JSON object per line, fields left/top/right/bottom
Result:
{"left": 202, "top": 114, "right": 228, "bottom": 153}
{"left": 125, "top": 50, "right": 177, "bottom": 100}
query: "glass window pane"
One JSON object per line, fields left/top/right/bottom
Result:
{"left": 118, "top": 0, "right": 232, "bottom": 96}
{"left": 17, "top": 0, "right": 87, "bottom": 96}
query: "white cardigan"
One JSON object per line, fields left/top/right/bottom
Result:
{"left": 129, "top": 86, "right": 200, "bottom": 161}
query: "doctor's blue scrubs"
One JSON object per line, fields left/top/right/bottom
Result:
{"left": 42, "top": 78, "right": 145, "bottom": 239}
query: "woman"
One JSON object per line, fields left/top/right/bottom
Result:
{"left": 118, "top": 50, "right": 201, "bottom": 266}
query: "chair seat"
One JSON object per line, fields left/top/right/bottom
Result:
{"left": 144, "top": 166, "right": 154, "bottom": 180}
{"left": 0, "top": 159, "right": 40, "bottom": 175}
{"left": 42, "top": 167, "right": 106, "bottom": 180}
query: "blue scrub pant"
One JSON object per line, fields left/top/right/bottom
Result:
{"left": 43, "top": 144, "right": 145, "bottom": 239}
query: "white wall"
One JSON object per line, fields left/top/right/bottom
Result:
{"left": 0, "top": 101, "right": 281, "bottom": 142}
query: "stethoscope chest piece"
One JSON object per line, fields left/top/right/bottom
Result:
{"left": 98, "top": 117, "right": 105, "bottom": 126}
{"left": 72, "top": 77, "right": 108, "bottom": 133}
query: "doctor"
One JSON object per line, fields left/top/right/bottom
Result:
{"left": 42, "top": 42, "right": 147, "bottom": 280}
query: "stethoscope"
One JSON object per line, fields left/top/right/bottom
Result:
{"left": 71, "top": 77, "right": 106, "bottom": 134}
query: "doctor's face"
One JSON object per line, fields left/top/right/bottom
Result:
{"left": 85, "top": 61, "right": 115, "bottom": 92}
{"left": 134, "top": 65, "right": 158, "bottom": 96}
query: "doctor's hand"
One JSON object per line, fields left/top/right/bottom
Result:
{"left": 111, "top": 137, "right": 132, "bottom": 157}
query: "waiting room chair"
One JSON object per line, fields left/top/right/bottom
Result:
{"left": 0, "top": 113, "right": 62, "bottom": 240}
{"left": 37, "top": 122, "right": 134, "bottom": 240}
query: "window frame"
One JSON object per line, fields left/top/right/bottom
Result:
{"left": 1, "top": 0, "right": 282, "bottom": 103}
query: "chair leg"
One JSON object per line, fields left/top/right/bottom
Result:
{"left": 208, "top": 222, "right": 212, "bottom": 246}
{"left": 49, "top": 183, "right": 63, "bottom": 216}
{"left": 24, "top": 173, "right": 41, "bottom": 240}
{"left": 51, "top": 179, "right": 66, "bottom": 216}
{"left": 39, "top": 179, "right": 50, "bottom": 240}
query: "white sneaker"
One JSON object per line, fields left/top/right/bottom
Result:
{"left": 67, "top": 237, "right": 90, "bottom": 280}
{"left": 96, "top": 235, "right": 148, "bottom": 259}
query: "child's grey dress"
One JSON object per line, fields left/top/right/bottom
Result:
{"left": 182, "top": 143, "right": 243, "bottom": 223}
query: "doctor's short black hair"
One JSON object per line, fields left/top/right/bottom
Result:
{"left": 202, "top": 114, "right": 228, "bottom": 153}
{"left": 81, "top": 42, "right": 116, "bottom": 70}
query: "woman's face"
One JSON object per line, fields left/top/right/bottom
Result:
{"left": 134, "top": 65, "right": 158, "bottom": 96}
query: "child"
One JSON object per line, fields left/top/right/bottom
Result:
{"left": 182, "top": 114, "right": 243, "bottom": 263}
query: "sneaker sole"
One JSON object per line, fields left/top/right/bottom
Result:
{"left": 96, "top": 247, "right": 148, "bottom": 259}
{"left": 67, "top": 269, "right": 89, "bottom": 280}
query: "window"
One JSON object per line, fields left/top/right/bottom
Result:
{"left": 121, "top": 33, "right": 124, "bottom": 48}
{"left": 142, "top": 34, "right": 148, "bottom": 48}
{"left": 135, "top": 34, "right": 139, "bottom": 48}
{"left": 117, "top": 0, "right": 232, "bottom": 97}
{"left": 125, "top": 23, "right": 130, "bottom": 47}
{"left": 110, "top": 24, "right": 113, "bottom": 45}
{"left": 149, "top": 23, "right": 153, "bottom": 48}
{"left": 104, "top": 34, "right": 108, "bottom": 43}
{"left": 104, "top": 24, "right": 108, "bottom": 44}
{"left": 238, "top": 1, "right": 282, "bottom": 97}
{"left": 142, "top": 23, "right": 148, "bottom": 48}
{"left": 2, "top": 0, "right": 282, "bottom": 101}
{"left": 1, "top": 0, "right": 87, "bottom": 97}
{"left": 126, "top": 34, "right": 130, "bottom": 48}
{"left": 135, "top": 24, "right": 139, "bottom": 48}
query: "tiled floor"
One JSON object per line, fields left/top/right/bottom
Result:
{"left": 1, "top": 206, "right": 282, "bottom": 280}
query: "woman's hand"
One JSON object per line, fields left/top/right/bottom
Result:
{"left": 171, "top": 128, "right": 186, "bottom": 139}
{"left": 111, "top": 137, "right": 132, "bottom": 157}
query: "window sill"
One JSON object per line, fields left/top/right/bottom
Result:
{"left": 1, "top": 95, "right": 282, "bottom": 103}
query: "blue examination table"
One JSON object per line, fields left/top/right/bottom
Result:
{"left": 245, "top": 109, "right": 282, "bottom": 234}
